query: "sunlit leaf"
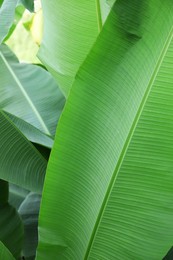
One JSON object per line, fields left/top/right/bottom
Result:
{"left": 37, "top": 1, "right": 173, "bottom": 259}
{"left": 39, "top": 1, "right": 114, "bottom": 96}
{"left": 0, "top": 0, "right": 18, "bottom": 43}
{"left": 3, "top": 5, "right": 25, "bottom": 42}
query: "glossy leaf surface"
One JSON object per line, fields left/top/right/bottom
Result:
{"left": 37, "top": 1, "right": 173, "bottom": 259}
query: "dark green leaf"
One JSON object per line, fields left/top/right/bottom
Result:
{"left": 0, "top": 241, "right": 15, "bottom": 260}
{"left": 0, "top": 204, "right": 24, "bottom": 259}
{"left": 0, "top": 180, "right": 8, "bottom": 204}
{"left": 19, "top": 0, "right": 34, "bottom": 12}
{"left": 0, "top": 111, "right": 47, "bottom": 193}
{"left": 163, "top": 247, "right": 173, "bottom": 260}
{"left": 19, "top": 192, "right": 41, "bottom": 260}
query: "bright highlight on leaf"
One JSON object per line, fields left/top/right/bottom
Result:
{"left": 38, "top": 1, "right": 113, "bottom": 96}
{"left": 37, "top": 0, "right": 173, "bottom": 259}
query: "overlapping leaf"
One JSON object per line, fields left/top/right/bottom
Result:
{"left": 0, "top": 111, "right": 47, "bottom": 193}
{"left": 19, "top": 0, "right": 34, "bottom": 12}
{"left": 37, "top": 0, "right": 173, "bottom": 259}
{"left": 39, "top": 0, "right": 115, "bottom": 96}
{"left": 0, "top": 44, "right": 65, "bottom": 140}
{"left": 9, "top": 184, "right": 29, "bottom": 210}
{"left": 0, "top": 180, "right": 23, "bottom": 259}
{"left": 5, "top": 111, "right": 53, "bottom": 148}
{"left": 0, "top": 0, "right": 18, "bottom": 43}
{"left": 3, "top": 4, "right": 25, "bottom": 42}
{"left": 19, "top": 192, "right": 41, "bottom": 259}
{"left": 0, "top": 241, "right": 15, "bottom": 260}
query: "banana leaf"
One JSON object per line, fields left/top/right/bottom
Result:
{"left": 0, "top": 111, "right": 47, "bottom": 193}
{"left": 9, "top": 184, "right": 29, "bottom": 210}
{"left": 0, "top": 180, "right": 23, "bottom": 259}
{"left": 37, "top": 0, "right": 173, "bottom": 259}
{"left": 0, "top": 0, "right": 18, "bottom": 43}
{"left": 0, "top": 44, "right": 65, "bottom": 139}
{"left": 0, "top": 242, "right": 15, "bottom": 260}
{"left": 5, "top": 111, "right": 54, "bottom": 148}
{"left": 19, "top": 192, "right": 41, "bottom": 260}
{"left": 19, "top": 0, "right": 34, "bottom": 12}
{"left": 38, "top": 1, "right": 114, "bottom": 96}
{"left": 3, "top": 4, "right": 25, "bottom": 42}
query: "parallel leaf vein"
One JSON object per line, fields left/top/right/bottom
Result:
{"left": 84, "top": 24, "right": 173, "bottom": 259}
{"left": 0, "top": 51, "right": 51, "bottom": 135}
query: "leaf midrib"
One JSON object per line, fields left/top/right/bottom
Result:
{"left": 0, "top": 50, "right": 51, "bottom": 135}
{"left": 84, "top": 24, "right": 173, "bottom": 260}
{"left": 96, "top": 0, "right": 102, "bottom": 32}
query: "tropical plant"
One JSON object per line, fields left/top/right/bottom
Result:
{"left": 0, "top": 0, "right": 173, "bottom": 259}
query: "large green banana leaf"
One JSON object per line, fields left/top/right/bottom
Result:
{"left": 0, "top": 242, "right": 15, "bottom": 260}
{"left": 39, "top": 0, "right": 115, "bottom": 96}
{"left": 0, "top": 44, "right": 65, "bottom": 138}
{"left": 0, "top": 111, "right": 47, "bottom": 192}
{"left": 0, "top": 0, "right": 18, "bottom": 43}
{"left": 37, "top": 0, "right": 173, "bottom": 259}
